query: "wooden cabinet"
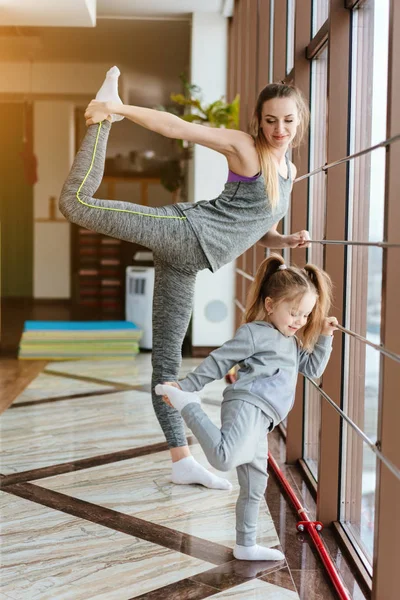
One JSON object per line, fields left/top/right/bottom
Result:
{"left": 71, "top": 175, "right": 162, "bottom": 319}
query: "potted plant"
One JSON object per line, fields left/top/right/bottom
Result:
{"left": 159, "top": 74, "right": 240, "bottom": 198}
{"left": 170, "top": 74, "right": 240, "bottom": 130}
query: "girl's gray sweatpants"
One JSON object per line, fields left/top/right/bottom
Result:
{"left": 181, "top": 399, "right": 271, "bottom": 546}
{"left": 59, "top": 121, "right": 210, "bottom": 447}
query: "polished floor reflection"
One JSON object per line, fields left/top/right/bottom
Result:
{"left": 0, "top": 354, "right": 367, "bottom": 599}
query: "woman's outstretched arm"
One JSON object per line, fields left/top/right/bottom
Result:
{"left": 84, "top": 100, "right": 255, "bottom": 159}
{"left": 259, "top": 222, "right": 311, "bottom": 249}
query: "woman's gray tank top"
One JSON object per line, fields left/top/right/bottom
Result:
{"left": 175, "top": 154, "right": 292, "bottom": 273}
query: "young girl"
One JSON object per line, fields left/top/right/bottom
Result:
{"left": 60, "top": 66, "right": 311, "bottom": 490}
{"left": 156, "top": 254, "right": 338, "bottom": 561}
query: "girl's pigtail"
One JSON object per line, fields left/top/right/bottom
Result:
{"left": 302, "top": 265, "right": 333, "bottom": 350}
{"left": 243, "top": 254, "right": 285, "bottom": 323}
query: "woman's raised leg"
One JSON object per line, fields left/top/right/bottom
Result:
{"left": 59, "top": 121, "right": 188, "bottom": 250}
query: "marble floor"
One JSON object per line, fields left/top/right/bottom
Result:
{"left": 0, "top": 354, "right": 366, "bottom": 599}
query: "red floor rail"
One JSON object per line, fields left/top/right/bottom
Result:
{"left": 268, "top": 451, "right": 352, "bottom": 600}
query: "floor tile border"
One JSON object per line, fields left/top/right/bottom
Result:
{"left": 1, "top": 479, "right": 233, "bottom": 566}
{"left": 0, "top": 438, "right": 196, "bottom": 485}
{"left": 1, "top": 478, "right": 292, "bottom": 599}
{"left": 44, "top": 367, "right": 140, "bottom": 390}
{"left": 9, "top": 387, "right": 132, "bottom": 409}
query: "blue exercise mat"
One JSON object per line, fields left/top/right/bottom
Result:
{"left": 24, "top": 321, "right": 140, "bottom": 331}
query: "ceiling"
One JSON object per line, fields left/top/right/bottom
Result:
{"left": 0, "top": 0, "right": 233, "bottom": 64}
{"left": 0, "top": 0, "right": 233, "bottom": 27}
{"left": 0, "top": 19, "right": 191, "bottom": 64}
{"left": 97, "top": 0, "right": 231, "bottom": 19}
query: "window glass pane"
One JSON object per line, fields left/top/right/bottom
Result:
{"left": 303, "top": 45, "right": 328, "bottom": 480}
{"left": 269, "top": 0, "right": 275, "bottom": 83}
{"left": 312, "top": 0, "right": 329, "bottom": 36}
{"left": 341, "top": 0, "right": 389, "bottom": 565}
{"left": 286, "top": 0, "right": 296, "bottom": 74}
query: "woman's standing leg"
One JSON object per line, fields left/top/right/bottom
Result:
{"left": 152, "top": 256, "right": 231, "bottom": 489}
{"left": 151, "top": 256, "right": 192, "bottom": 447}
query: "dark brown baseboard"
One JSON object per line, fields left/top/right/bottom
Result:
{"left": 191, "top": 346, "right": 218, "bottom": 358}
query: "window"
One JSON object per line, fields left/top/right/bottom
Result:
{"left": 312, "top": 0, "right": 329, "bottom": 36}
{"left": 341, "top": 0, "right": 390, "bottom": 566}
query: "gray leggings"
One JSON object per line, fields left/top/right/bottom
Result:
{"left": 59, "top": 121, "right": 210, "bottom": 447}
{"left": 181, "top": 399, "right": 270, "bottom": 546}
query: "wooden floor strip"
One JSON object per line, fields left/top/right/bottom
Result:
{"left": 0, "top": 359, "right": 47, "bottom": 414}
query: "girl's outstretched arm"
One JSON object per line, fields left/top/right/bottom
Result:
{"left": 178, "top": 324, "right": 255, "bottom": 393}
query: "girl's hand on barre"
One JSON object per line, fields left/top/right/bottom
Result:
{"left": 321, "top": 316, "right": 339, "bottom": 336}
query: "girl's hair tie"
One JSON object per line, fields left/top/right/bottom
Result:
{"left": 278, "top": 264, "right": 287, "bottom": 271}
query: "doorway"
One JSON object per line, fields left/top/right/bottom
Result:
{"left": 0, "top": 102, "right": 33, "bottom": 297}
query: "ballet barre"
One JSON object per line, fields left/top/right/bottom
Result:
{"left": 293, "top": 132, "right": 400, "bottom": 183}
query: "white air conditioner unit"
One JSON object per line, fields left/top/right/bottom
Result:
{"left": 190, "top": 145, "right": 235, "bottom": 348}
{"left": 125, "top": 266, "right": 154, "bottom": 350}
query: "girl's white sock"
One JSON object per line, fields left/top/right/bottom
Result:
{"left": 155, "top": 384, "right": 201, "bottom": 413}
{"left": 233, "top": 544, "right": 285, "bottom": 562}
{"left": 95, "top": 66, "right": 124, "bottom": 122}
{"left": 171, "top": 455, "right": 232, "bottom": 490}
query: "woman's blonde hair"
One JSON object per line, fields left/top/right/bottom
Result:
{"left": 244, "top": 254, "right": 333, "bottom": 351}
{"left": 249, "top": 83, "right": 309, "bottom": 211}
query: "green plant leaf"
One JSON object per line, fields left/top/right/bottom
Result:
{"left": 180, "top": 114, "right": 208, "bottom": 123}
{"left": 170, "top": 94, "right": 203, "bottom": 111}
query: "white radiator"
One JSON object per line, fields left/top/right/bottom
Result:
{"left": 125, "top": 266, "right": 154, "bottom": 349}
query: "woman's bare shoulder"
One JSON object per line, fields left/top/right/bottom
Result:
{"left": 233, "top": 131, "right": 256, "bottom": 150}
{"left": 227, "top": 132, "right": 260, "bottom": 175}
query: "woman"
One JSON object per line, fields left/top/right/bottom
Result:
{"left": 59, "top": 67, "right": 310, "bottom": 490}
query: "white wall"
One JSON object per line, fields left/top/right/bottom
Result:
{"left": 189, "top": 12, "right": 235, "bottom": 347}
{"left": 33, "top": 101, "right": 74, "bottom": 298}
{"left": 0, "top": 62, "right": 112, "bottom": 95}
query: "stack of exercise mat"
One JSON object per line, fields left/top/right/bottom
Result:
{"left": 18, "top": 321, "right": 142, "bottom": 360}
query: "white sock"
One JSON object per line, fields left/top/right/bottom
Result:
{"left": 155, "top": 384, "right": 201, "bottom": 413}
{"left": 171, "top": 456, "right": 232, "bottom": 490}
{"left": 95, "top": 66, "right": 124, "bottom": 122}
{"left": 233, "top": 544, "right": 285, "bottom": 562}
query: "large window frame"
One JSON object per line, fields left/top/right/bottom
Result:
{"left": 229, "top": 1, "right": 399, "bottom": 595}
{"left": 340, "top": 0, "right": 390, "bottom": 570}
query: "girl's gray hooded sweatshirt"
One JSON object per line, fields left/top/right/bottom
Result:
{"left": 179, "top": 321, "right": 333, "bottom": 428}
